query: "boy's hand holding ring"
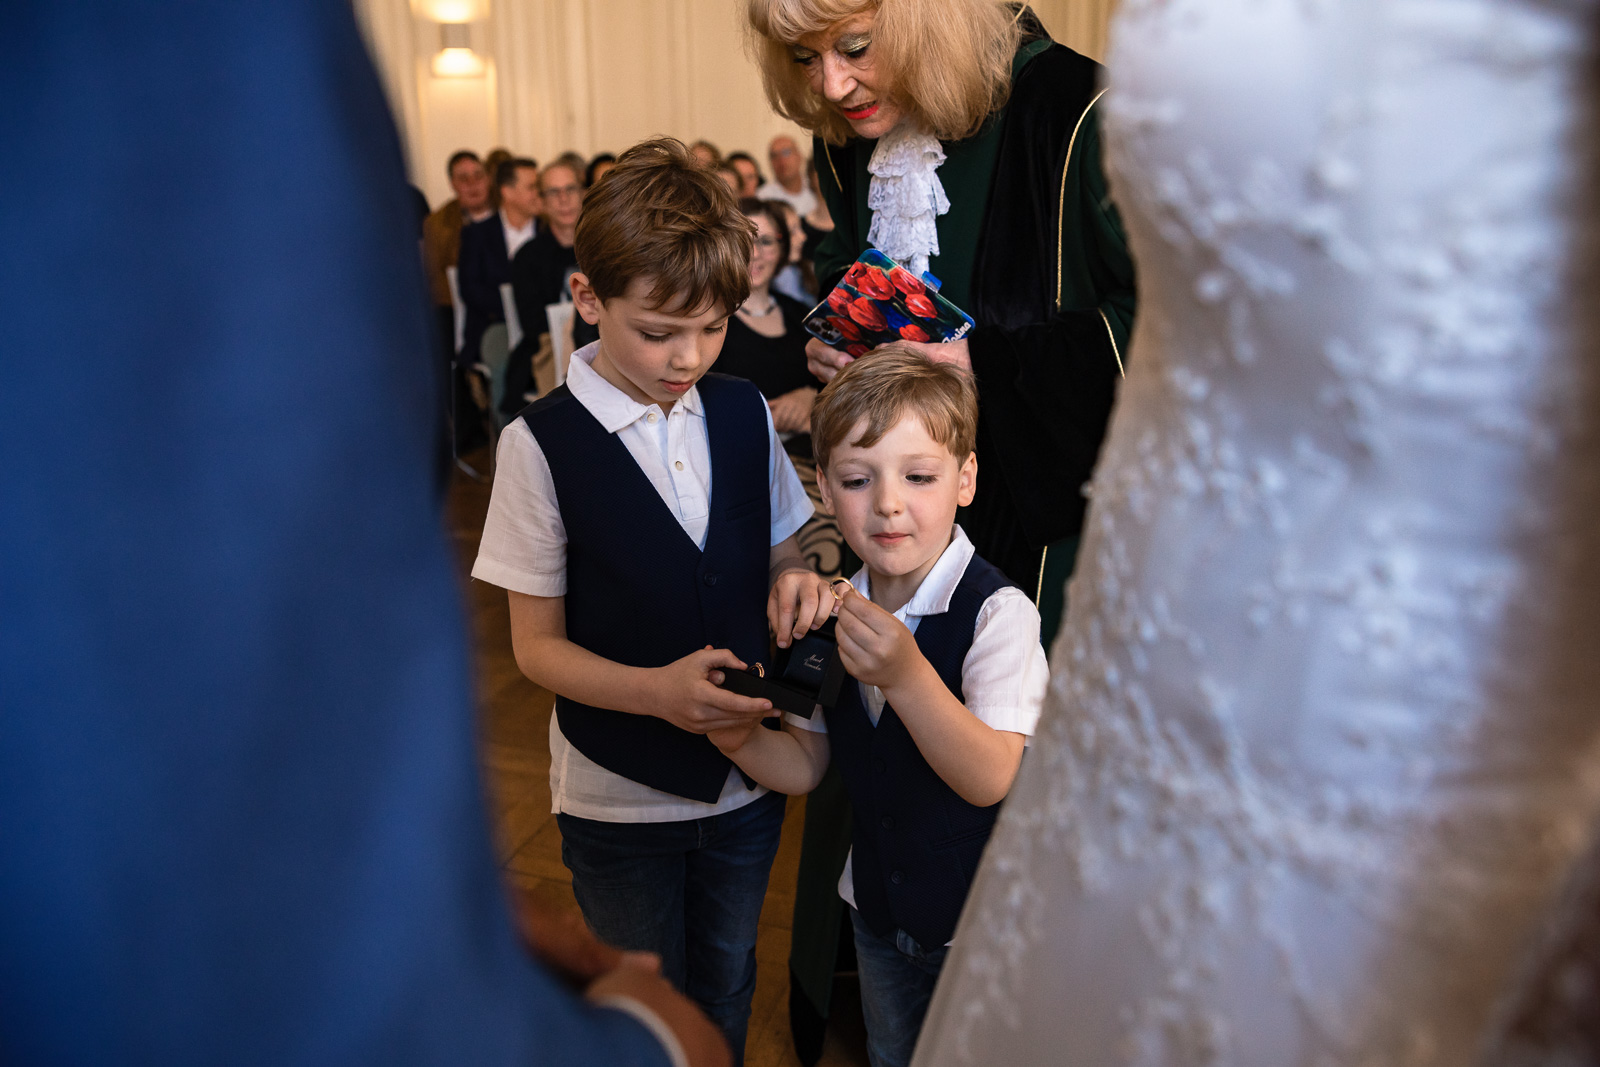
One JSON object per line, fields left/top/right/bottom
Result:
{"left": 768, "top": 568, "right": 840, "bottom": 648}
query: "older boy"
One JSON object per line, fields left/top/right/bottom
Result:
{"left": 471, "top": 139, "right": 835, "bottom": 1063}
{"left": 712, "top": 349, "right": 1049, "bottom": 1067}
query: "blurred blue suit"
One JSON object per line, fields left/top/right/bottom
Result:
{"left": 0, "top": 4, "right": 669, "bottom": 1064}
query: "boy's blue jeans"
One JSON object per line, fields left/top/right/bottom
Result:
{"left": 556, "top": 789, "right": 786, "bottom": 1064}
{"left": 848, "top": 905, "right": 951, "bottom": 1067}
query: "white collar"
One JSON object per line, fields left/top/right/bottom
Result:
{"left": 566, "top": 341, "right": 704, "bottom": 433}
{"left": 500, "top": 209, "right": 535, "bottom": 236}
{"left": 847, "top": 524, "right": 976, "bottom": 622}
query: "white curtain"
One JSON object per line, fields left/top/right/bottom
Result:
{"left": 353, "top": 0, "right": 1121, "bottom": 205}
{"left": 489, "top": 0, "right": 812, "bottom": 173}
{"left": 1029, "top": 0, "right": 1118, "bottom": 61}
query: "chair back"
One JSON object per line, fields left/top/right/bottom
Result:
{"left": 478, "top": 323, "right": 512, "bottom": 427}
{"left": 546, "top": 302, "right": 577, "bottom": 387}
{"left": 500, "top": 283, "right": 523, "bottom": 352}
{"left": 445, "top": 266, "right": 465, "bottom": 355}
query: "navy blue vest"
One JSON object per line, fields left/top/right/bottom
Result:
{"left": 826, "top": 553, "right": 1015, "bottom": 947}
{"left": 522, "top": 373, "right": 771, "bottom": 803}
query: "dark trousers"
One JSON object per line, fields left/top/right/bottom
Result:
{"left": 849, "top": 906, "right": 949, "bottom": 1067}
{"left": 436, "top": 305, "right": 490, "bottom": 454}
{"left": 501, "top": 342, "right": 534, "bottom": 418}
{"left": 557, "top": 789, "right": 786, "bottom": 1064}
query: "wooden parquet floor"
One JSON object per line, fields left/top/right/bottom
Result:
{"left": 447, "top": 449, "right": 868, "bottom": 1067}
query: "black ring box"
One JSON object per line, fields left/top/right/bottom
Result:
{"left": 717, "top": 618, "right": 845, "bottom": 718}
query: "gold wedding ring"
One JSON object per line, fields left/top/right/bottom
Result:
{"left": 830, "top": 578, "right": 853, "bottom": 603}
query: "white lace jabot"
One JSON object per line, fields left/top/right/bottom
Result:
{"left": 865, "top": 124, "right": 949, "bottom": 278}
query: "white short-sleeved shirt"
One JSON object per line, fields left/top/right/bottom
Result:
{"left": 782, "top": 526, "right": 1049, "bottom": 918}
{"left": 501, "top": 210, "right": 536, "bottom": 260}
{"left": 756, "top": 179, "right": 818, "bottom": 220}
{"left": 471, "top": 343, "right": 814, "bottom": 822}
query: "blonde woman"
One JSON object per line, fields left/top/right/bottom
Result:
{"left": 747, "top": 0, "right": 1136, "bottom": 651}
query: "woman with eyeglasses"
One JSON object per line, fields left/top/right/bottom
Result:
{"left": 505, "top": 159, "right": 597, "bottom": 411}
{"left": 716, "top": 197, "right": 843, "bottom": 577}
{"left": 769, "top": 198, "right": 817, "bottom": 304}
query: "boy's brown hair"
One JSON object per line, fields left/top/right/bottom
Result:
{"left": 811, "top": 346, "right": 979, "bottom": 471}
{"left": 574, "top": 137, "right": 755, "bottom": 314}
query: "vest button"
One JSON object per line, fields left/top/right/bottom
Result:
{"left": 703, "top": 573, "right": 718, "bottom": 587}
{"left": 880, "top": 815, "right": 893, "bottom": 829}
{"left": 875, "top": 757, "right": 887, "bottom": 773}
{"left": 890, "top": 870, "right": 904, "bottom": 885}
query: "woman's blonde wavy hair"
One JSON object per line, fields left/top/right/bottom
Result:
{"left": 746, "top": 0, "right": 1023, "bottom": 145}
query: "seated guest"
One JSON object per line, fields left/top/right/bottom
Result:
{"left": 586, "top": 152, "right": 617, "bottom": 187}
{"left": 799, "top": 154, "right": 834, "bottom": 261}
{"left": 721, "top": 199, "right": 818, "bottom": 437}
{"left": 689, "top": 139, "right": 722, "bottom": 167}
{"left": 504, "top": 158, "right": 597, "bottom": 413}
{"left": 406, "top": 184, "right": 429, "bottom": 238}
{"left": 458, "top": 156, "right": 538, "bottom": 367}
{"left": 768, "top": 199, "right": 815, "bottom": 304}
{"left": 726, "top": 151, "right": 763, "bottom": 198}
{"left": 722, "top": 198, "right": 840, "bottom": 574}
{"left": 422, "top": 149, "right": 493, "bottom": 359}
{"left": 551, "top": 150, "right": 589, "bottom": 191}
{"left": 757, "top": 134, "right": 817, "bottom": 218}
{"left": 483, "top": 146, "right": 512, "bottom": 207}
{"left": 713, "top": 161, "right": 742, "bottom": 195}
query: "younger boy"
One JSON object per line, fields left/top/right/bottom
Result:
{"left": 711, "top": 349, "right": 1049, "bottom": 1067}
{"left": 471, "top": 138, "right": 835, "bottom": 1063}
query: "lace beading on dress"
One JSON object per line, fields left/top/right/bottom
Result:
{"left": 911, "top": 1, "right": 1600, "bottom": 1065}
{"left": 866, "top": 124, "right": 950, "bottom": 278}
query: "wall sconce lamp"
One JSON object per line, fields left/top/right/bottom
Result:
{"left": 412, "top": 0, "right": 488, "bottom": 21}
{"left": 431, "top": 23, "right": 486, "bottom": 78}
{"left": 412, "top": 0, "right": 488, "bottom": 78}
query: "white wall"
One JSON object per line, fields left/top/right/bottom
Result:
{"left": 351, "top": 0, "right": 1119, "bottom": 207}
{"left": 1030, "top": 0, "right": 1117, "bottom": 62}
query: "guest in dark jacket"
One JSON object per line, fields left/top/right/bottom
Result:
{"left": 586, "top": 152, "right": 617, "bottom": 187}
{"left": 422, "top": 150, "right": 494, "bottom": 358}
{"left": 457, "top": 156, "right": 539, "bottom": 366}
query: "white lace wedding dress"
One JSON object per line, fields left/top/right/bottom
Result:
{"left": 915, "top": 1, "right": 1600, "bottom": 1064}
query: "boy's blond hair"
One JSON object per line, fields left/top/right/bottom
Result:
{"left": 811, "top": 346, "right": 978, "bottom": 470}
{"left": 574, "top": 137, "right": 756, "bottom": 314}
